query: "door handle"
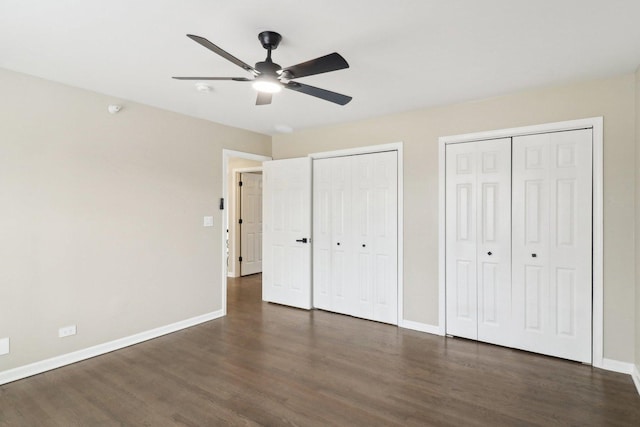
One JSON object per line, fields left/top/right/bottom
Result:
{"left": 532, "top": 253, "right": 537, "bottom": 258}
{"left": 487, "top": 251, "right": 492, "bottom": 256}
{"left": 296, "top": 238, "right": 308, "bottom": 243}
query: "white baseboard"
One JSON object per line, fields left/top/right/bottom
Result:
{"left": 399, "top": 319, "right": 444, "bottom": 336}
{"left": 632, "top": 365, "right": 640, "bottom": 396}
{"left": 0, "top": 310, "right": 224, "bottom": 386}
{"left": 600, "top": 357, "right": 634, "bottom": 375}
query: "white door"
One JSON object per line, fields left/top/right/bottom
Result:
{"left": 312, "top": 157, "right": 333, "bottom": 311}
{"left": 475, "top": 139, "right": 512, "bottom": 346}
{"left": 240, "top": 172, "right": 263, "bottom": 276}
{"left": 262, "top": 157, "right": 312, "bottom": 309}
{"left": 446, "top": 139, "right": 511, "bottom": 342}
{"left": 353, "top": 151, "right": 398, "bottom": 324}
{"left": 313, "top": 151, "right": 398, "bottom": 325}
{"left": 511, "top": 129, "right": 592, "bottom": 363}
{"left": 446, "top": 142, "right": 479, "bottom": 340}
{"left": 313, "top": 156, "right": 353, "bottom": 314}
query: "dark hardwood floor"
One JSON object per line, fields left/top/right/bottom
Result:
{"left": 1, "top": 274, "right": 639, "bottom": 426}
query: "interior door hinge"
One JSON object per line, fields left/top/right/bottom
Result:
{"left": 239, "top": 218, "right": 243, "bottom": 224}
{"left": 238, "top": 181, "right": 243, "bottom": 187}
{"left": 239, "top": 256, "right": 243, "bottom": 262}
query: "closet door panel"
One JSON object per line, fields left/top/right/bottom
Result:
{"left": 512, "top": 136, "right": 551, "bottom": 346}
{"left": 372, "top": 151, "right": 398, "bottom": 324}
{"left": 352, "top": 154, "right": 375, "bottom": 319}
{"left": 330, "top": 156, "right": 354, "bottom": 315}
{"left": 445, "top": 143, "right": 478, "bottom": 339}
{"left": 348, "top": 151, "right": 398, "bottom": 324}
{"left": 476, "top": 139, "right": 512, "bottom": 346}
{"left": 548, "top": 129, "right": 592, "bottom": 361}
{"left": 446, "top": 139, "right": 511, "bottom": 342}
{"left": 312, "top": 158, "right": 333, "bottom": 309}
{"left": 512, "top": 130, "right": 592, "bottom": 363}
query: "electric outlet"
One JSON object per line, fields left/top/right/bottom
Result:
{"left": 58, "top": 325, "right": 77, "bottom": 338}
{"left": 0, "top": 337, "right": 9, "bottom": 356}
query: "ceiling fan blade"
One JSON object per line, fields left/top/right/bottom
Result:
{"left": 284, "top": 82, "right": 352, "bottom": 105}
{"left": 172, "top": 77, "right": 251, "bottom": 81}
{"left": 281, "top": 52, "right": 349, "bottom": 79}
{"left": 256, "top": 92, "right": 272, "bottom": 106}
{"left": 186, "top": 34, "right": 257, "bottom": 74}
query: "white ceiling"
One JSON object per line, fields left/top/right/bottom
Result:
{"left": 2, "top": 0, "right": 640, "bottom": 135}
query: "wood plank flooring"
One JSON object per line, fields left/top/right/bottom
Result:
{"left": 1, "top": 274, "right": 639, "bottom": 426}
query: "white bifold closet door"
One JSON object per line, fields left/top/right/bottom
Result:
{"left": 314, "top": 155, "right": 353, "bottom": 314}
{"left": 445, "top": 138, "right": 512, "bottom": 345}
{"left": 313, "top": 151, "right": 398, "bottom": 324}
{"left": 511, "top": 129, "right": 592, "bottom": 363}
{"left": 445, "top": 129, "right": 592, "bottom": 363}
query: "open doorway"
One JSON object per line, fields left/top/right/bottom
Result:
{"left": 221, "top": 150, "right": 271, "bottom": 315}
{"left": 227, "top": 162, "right": 263, "bottom": 278}
{"left": 237, "top": 171, "right": 263, "bottom": 276}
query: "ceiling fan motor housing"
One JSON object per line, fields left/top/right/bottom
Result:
{"left": 258, "top": 31, "right": 282, "bottom": 50}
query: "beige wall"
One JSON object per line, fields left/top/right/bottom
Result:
{"left": 0, "top": 68, "right": 270, "bottom": 371}
{"left": 1, "top": 66, "right": 636, "bottom": 374}
{"left": 227, "top": 158, "right": 263, "bottom": 277}
{"left": 273, "top": 74, "right": 637, "bottom": 363}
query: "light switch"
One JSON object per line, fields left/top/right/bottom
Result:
{"left": 203, "top": 216, "right": 214, "bottom": 227}
{"left": 0, "top": 337, "right": 9, "bottom": 356}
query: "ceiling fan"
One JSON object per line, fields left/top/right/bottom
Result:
{"left": 173, "top": 31, "right": 352, "bottom": 106}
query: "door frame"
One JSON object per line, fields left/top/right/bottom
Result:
{"left": 438, "top": 117, "right": 604, "bottom": 368}
{"left": 309, "top": 142, "right": 404, "bottom": 326}
{"left": 221, "top": 149, "right": 272, "bottom": 315}
{"left": 229, "top": 166, "right": 263, "bottom": 278}
{"left": 238, "top": 169, "right": 263, "bottom": 277}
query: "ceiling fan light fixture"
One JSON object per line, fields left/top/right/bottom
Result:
{"left": 252, "top": 77, "right": 282, "bottom": 94}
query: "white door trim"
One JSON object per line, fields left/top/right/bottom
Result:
{"left": 222, "top": 149, "right": 271, "bottom": 315}
{"left": 438, "top": 117, "right": 604, "bottom": 368}
{"left": 309, "top": 142, "right": 404, "bottom": 326}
